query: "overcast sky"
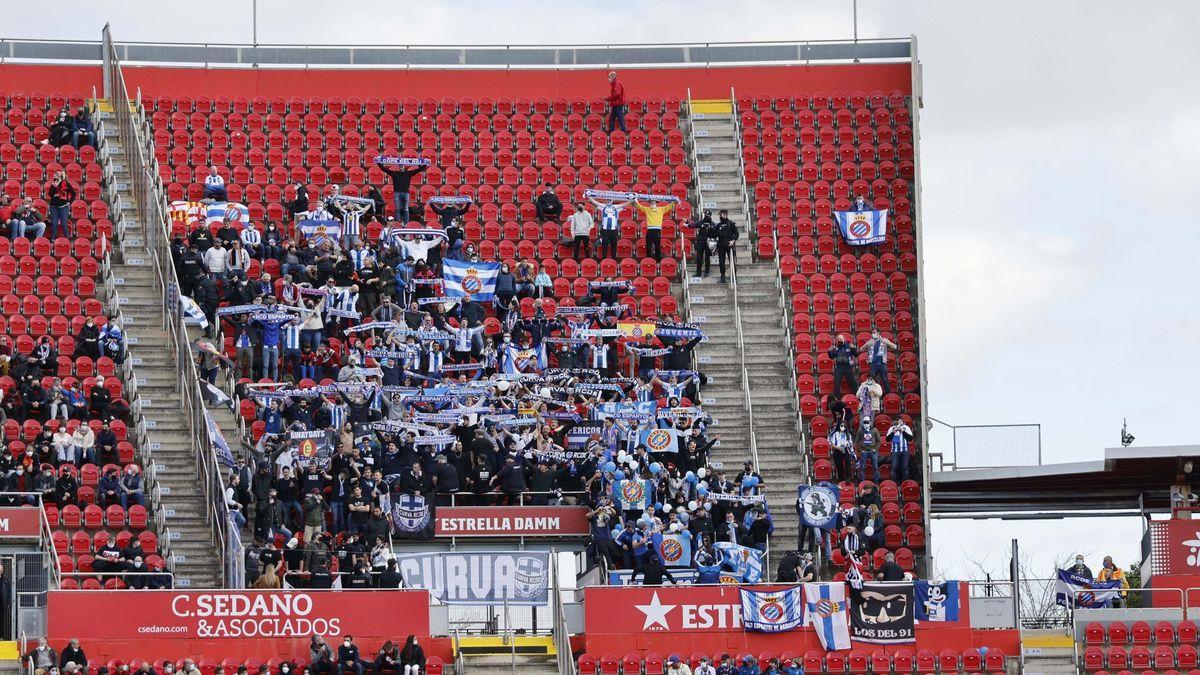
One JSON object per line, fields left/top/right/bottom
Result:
{"left": 7, "top": 0, "right": 1198, "bottom": 579}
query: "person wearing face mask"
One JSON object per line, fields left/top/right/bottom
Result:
{"left": 1070, "top": 555, "right": 1094, "bottom": 580}
{"left": 861, "top": 329, "right": 898, "bottom": 395}
{"left": 399, "top": 635, "right": 425, "bottom": 675}
{"left": 1096, "top": 556, "right": 1129, "bottom": 607}
{"left": 337, "top": 635, "right": 365, "bottom": 675}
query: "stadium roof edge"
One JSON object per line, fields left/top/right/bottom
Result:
{"left": 0, "top": 35, "right": 914, "bottom": 69}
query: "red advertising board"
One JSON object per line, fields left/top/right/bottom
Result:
{"left": 582, "top": 584, "right": 1013, "bottom": 658}
{"left": 47, "top": 590, "right": 432, "bottom": 662}
{"left": 1150, "top": 519, "right": 1200, "bottom": 576}
{"left": 0, "top": 507, "right": 42, "bottom": 538}
{"left": 435, "top": 506, "right": 589, "bottom": 537}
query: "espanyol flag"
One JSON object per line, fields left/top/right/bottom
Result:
{"left": 611, "top": 478, "right": 653, "bottom": 512}
{"left": 653, "top": 531, "right": 693, "bottom": 566}
{"left": 798, "top": 482, "right": 841, "bottom": 530}
{"left": 835, "top": 208, "right": 888, "bottom": 246}
{"left": 638, "top": 428, "right": 680, "bottom": 454}
{"left": 741, "top": 586, "right": 805, "bottom": 633}
{"left": 298, "top": 218, "right": 343, "bottom": 244}
{"left": 180, "top": 295, "right": 209, "bottom": 329}
{"left": 443, "top": 259, "right": 501, "bottom": 302}
{"left": 805, "top": 582, "right": 852, "bottom": 651}
{"left": 713, "top": 541, "right": 764, "bottom": 583}
{"left": 391, "top": 492, "right": 435, "bottom": 539}
{"left": 204, "top": 412, "right": 235, "bottom": 468}
{"left": 915, "top": 580, "right": 961, "bottom": 622}
{"left": 1055, "top": 569, "right": 1122, "bottom": 608}
{"left": 205, "top": 201, "right": 250, "bottom": 226}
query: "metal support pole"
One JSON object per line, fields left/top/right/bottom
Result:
{"left": 251, "top": 0, "right": 259, "bottom": 68}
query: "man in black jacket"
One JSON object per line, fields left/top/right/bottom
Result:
{"left": 337, "top": 636, "right": 365, "bottom": 675}
{"left": 691, "top": 210, "right": 715, "bottom": 277}
{"left": 828, "top": 334, "right": 860, "bottom": 397}
{"left": 431, "top": 453, "right": 460, "bottom": 504}
{"left": 376, "top": 558, "right": 403, "bottom": 588}
{"left": 630, "top": 554, "right": 677, "bottom": 586}
{"left": 712, "top": 209, "right": 740, "bottom": 283}
{"left": 287, "top": 183, "right": 309, "bottom": 219}
{"left": 379, "top": 161, "right": 428, "bottom": 223}
{"left": 193, "top": 271, "right": 221, "bottom": 336}
{"left": 534, "top": 185, "right": 563, "bottom": 223}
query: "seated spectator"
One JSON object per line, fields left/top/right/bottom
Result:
{"left": 338, "top": 636, "right": 365, "bottom": 675}
{"left": 374, "top": 640, "right": 400, "bottom": 675}
{"left": 534, "top": 185, "right": 563, "bottom": 222}
{"left": 399, "top": 635, "right": 425, "bottom": 675}
{"left": 70, "top": 107, "right": 96, "bottom": 149}
{"left": 10, "top": 198, "right": 46, "bottom": 239}
{"left": 47, "top": 111, "right": 73, "bottom": 148}
{"left": 203, "top": 166, "right": 228, "bottom": 201}
{"left": 120, "top": 464, "right": 144, "bottom": 509}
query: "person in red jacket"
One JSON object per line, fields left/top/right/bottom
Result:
{"left": 606, "top": 70, "right": 626, "bottom": 132}
{"left": 44, "top": 171, "right": 79, "bottom": 239}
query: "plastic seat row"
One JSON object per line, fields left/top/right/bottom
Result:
{"left": 582, "top": 645, "right": 1003, "bottom": 674}
{"left": 1085, "top": 644, "right": 1200, "bottom": 671}
{"left": 147, "top": 92, "right": 681, "bottom": 116}
{"left": 740, "top": 90, "right": 908, "bottom": 111}
{"left": 1086, "top": 621, "right": 1199, "bottom": 646}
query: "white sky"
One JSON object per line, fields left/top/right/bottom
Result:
{"left": 6, "top": 0, "right": 1199, "bottom": 580}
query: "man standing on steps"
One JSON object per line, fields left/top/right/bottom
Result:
{"left": 829, "top": 334, "right": 859, "bottom": 397}
{"left": 712, "top": 209, "right": 739, "bottom": 283}
{"left": 689, "top": 209, "right": 715, "bottom": 277}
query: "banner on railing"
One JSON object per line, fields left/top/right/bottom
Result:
{"left": 849, "top": 581, "right": 916, "bottom": 644}
{"left": 47, "top": 589, "right": 430, "bottom": 640}
{"left": 396, "top": 551, "right": 550, "bottom": 605}
{"left": 434, "top": 506, "right": 589, "bottom": 537}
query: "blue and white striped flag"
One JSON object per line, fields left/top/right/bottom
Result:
{"left": 805, "top": 582, "right": 852, "bottom": 651}
{"left": 835, "top": 208, "right": 889, "bottom": 246}
{"left": 442, "top": 259, "right": 500, "bottom": 302}
{"left": 713, "top": 541, "right": 764, "bottom": 583}
{"left": 205, "top": 201, "right": 250, "bottom": 226}
{"left": 741, "top": 586, "right": 805, "bottom": 633}
{"left": 180, "top": 295, "right": 208, "bottom": 329}
{"left": 298, "top": 218, "right": 343, "bottom": 244}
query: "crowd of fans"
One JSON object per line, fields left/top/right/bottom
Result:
{"left": 163, "top": 120, "right": 790, "bottom": 588}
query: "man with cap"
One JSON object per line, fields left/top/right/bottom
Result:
{"left": 690, "top": 210, "right": 715, "bottom": 277}
{"left": 714, "top": 655, "right": 736, "bottom": 675}
{"left": 694, "top": 656, "right": 717, "bottom": 675}
{"left": 736, "top": 655, "right": 761, "bottom": 675}
{"left": 666, "top": 655, "right": 692, "bottom": 675}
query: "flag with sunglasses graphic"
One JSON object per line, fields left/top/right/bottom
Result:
{"left": 850, "top": 582, "right": 916, "bottom": 644}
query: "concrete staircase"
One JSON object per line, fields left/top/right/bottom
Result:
{"left": 96, "top": 105, "right": 223, "bottom": 588}
{"left": 687, "top": 109, "right": 805, "bottom": 562}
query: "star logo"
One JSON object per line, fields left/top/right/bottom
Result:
{"left": 634, "top": 591, "right": 676, "bottom": 630}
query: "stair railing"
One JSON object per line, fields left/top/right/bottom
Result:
{"left": 103, "top": 25, "right": 232, "bottom": 585}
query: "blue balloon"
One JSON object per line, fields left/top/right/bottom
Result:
{"left": 685, "top": 471, "right": 697, "bottom": 483}
{"left": 654, "top": 502, "right": 663, "bottom": 512}
{"left": 604, "top": 461, "right": 617, "bottom": 473}
{"left": 613, "top": 522, "right": 624, "bottom": 531}
{"left": 697, "top": 486, "right": 709, "bottom": 496}
{"left": 649, "top": 462, "right": 662, "bottom": 474}
{"left": 979, "top": 647, "right": 989, "bottom": 657}
{"left": 743, "top": 475, "right": 759, "bottom": 488}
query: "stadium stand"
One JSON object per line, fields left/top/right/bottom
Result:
{"left": 0, "top": 91, "right": 171, "bottom": 589}
{"left": 737, "top": 88, "right": 925, "bottom": 576}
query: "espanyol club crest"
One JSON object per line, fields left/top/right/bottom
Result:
{"left": 513, "top": 555, "right": 549, "bottom": 599}
{"left": 462, "top": 269, "right": 483, "bottom": 295}
{"left": 660, "top": 538, "right": 684, "bottom": 564}
{"left": 645, "top": 429, "right": 674, "bottom": 452}
{"left": 811, "top": 597, "right": 845, "bottom": 618}
{"left": 799, "top": 483, "right": 839, "bottom": 530}
{"left": 621, "top": 480, "right": 646, "bottom": 504}
{"left": 758, "top": 596, "right": 786, "bottom": 624}
{"left": 392, "top": 493, "right": 431, "bottom": 533}
{"left": 849, "top": 214, "right": 872, "bottom": 238}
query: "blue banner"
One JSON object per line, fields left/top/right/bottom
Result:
{"left": 835, "top": 208, "right": 889, "bottom": 245}
{"left": 1055, "top": 569, "right": 1122, "bottom": 608}
{"left": 798, "top": 482, "right": 841, "bottom": 530}
{"left": 298, "top": 218, "right": 343, "bottom": 243}
{"left": 611, "top": 478, "right": 652, "bottom": 512}
{"left": 396, "top": 551, "right": 549, "bottom": 605}
{"left": 443, "top": 259, "right": 500, "bottom": 301}
{"left": 915, "top": 580, "right": 961, "bottom": 622}
{"left": 741, "top": 586, "right": 806, "bottom": 632}
{"left": 391, "top": 492, "right": 435, "bottom": 539}
{"left": 639, "top": 428, "right": 680, "bottom": 454}
{"left": 713, "top": 541, "right": 764, "bottom": 583}
{"left": 653, "top": 532, "right": 693, "bottom": 566}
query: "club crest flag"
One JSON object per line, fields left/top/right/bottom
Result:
{"left": 298, "top": 218, "right": 343, "bottom": 244}
{"left": 915, "top": 580, "right": 961, "bottom": 622}
{"left": 835, "top": 208, "right": 888, "bottom": 246}
{"left": 443, "top": 259, "right": 500, "bottom": 302}
{"left": 639, "top": 428, "right": 680, "bottom": 454}
{"left": 798, "top": 482, "right": 841, "bottom": 530}
{"left": 850, "top": 582, "right": 916, "bottom": 644}
{"left": 617, "top": 321, "right": 657, "bottom": 339}
{"left": 741, "top": 586, "right": 805, "bottom": 633}
{"left": 713, "top": 541, "right": 764, "bottom": 583}
{"left": 805, "top": 582, "right": 852, "bottom": 651}
{"left": 391, "top": 492, "right": 435, "bottom": 539}
{"left": 1055, "top": 569, "right": 1122, "bottom": 608}
{"left": 205, "top": 201, "right": 250, "bottom": 226}
{"left": 653, "top": 532, "right": 693, "bottom": 566}
{"left": 611, "top": 478, "right": 652, "bottom": 511}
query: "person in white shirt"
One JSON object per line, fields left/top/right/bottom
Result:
{"left": 567, "top": 203, "right": 594, "bottom": 261}
{"left": 240, "top": 222, "right": 263, "bottom": 258}
{"left": 204, "top": 166, "right": 227, "bottom": 200}
{"left": 203, "top": 240, "right": 230, "bottom": 280}
{"left": 400, "top": 235, "right": 442, "bottom": 264}
{"left": 693, "top": 657, "right": 716, "bottom": 675}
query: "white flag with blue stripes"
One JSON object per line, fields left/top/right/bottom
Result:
{"left": 805, "top": 582, "right": 852, "bottom": 651}
{"left": 835, "top": 208, "right": 889, "bottom": 246}
{"left": 442, "top": 259, "right": 500, "bottom": 301}
{"left": 741, "top": 586, "right": 805, "bottom": 633}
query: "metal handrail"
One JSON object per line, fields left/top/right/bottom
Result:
{"left": 103, "top": 25, "right": 232, "bottom": 585}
